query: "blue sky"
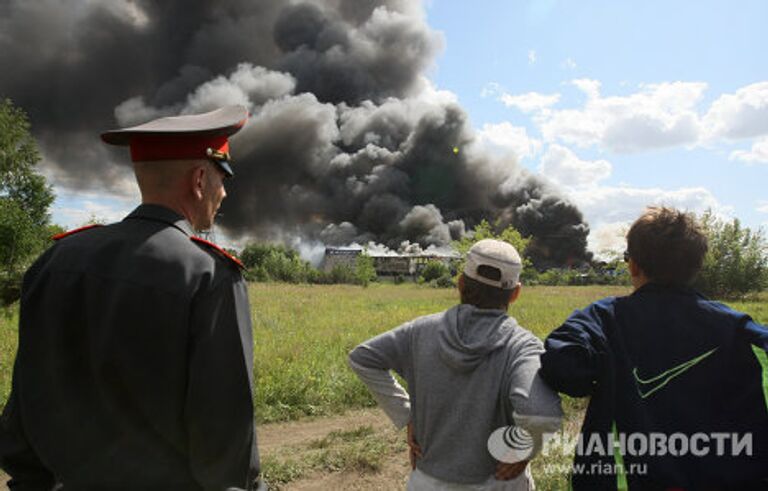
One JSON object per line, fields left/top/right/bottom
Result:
{"left": 49, "top": 0, "right": 768, "bottom": 255}
{"left": 420, "top": 0, "right": 768, "bottom": 253}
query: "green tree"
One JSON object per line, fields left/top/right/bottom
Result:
{"left": 354, "top": 250, "right": 377, "bottom": 287}
{"left": 0, "top": 99, "right": 55, "bottom": 303}
{"left": 452, "top": 220, "right": 534, "bottom": 282}
{"left": 241, "top": 243, "right": 307, "bottom": 283}
{"left": 694, "top": 212, "right": 768, "bottom": 298}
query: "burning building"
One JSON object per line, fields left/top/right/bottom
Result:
{"left": 322, "top": 245, "right": 458, "bottom": 277}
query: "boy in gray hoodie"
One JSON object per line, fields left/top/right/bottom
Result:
{"left": 348, "top": 239, "right": 562, "bottom": 490}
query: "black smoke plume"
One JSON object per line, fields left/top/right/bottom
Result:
{"left": 0, "top": 0, "right": 591, "bottom": 267}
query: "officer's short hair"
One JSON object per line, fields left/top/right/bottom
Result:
{"left": 460, "top": 265, "right": 516, "bottom": 309}
{"left": 626, "top": 206, "right": 708, "bottom": 286}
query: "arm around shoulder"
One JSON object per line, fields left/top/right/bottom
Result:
{"left": 540, "top": 300, "right": 612, "bottom": 397}
{"left": 505, "top": 334, "right": 563, "bottom": 450}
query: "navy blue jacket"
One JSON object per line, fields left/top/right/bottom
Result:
{"left": 541, "top": 283, "right": 768, "bottom": 490}
{"left": 0, "top": 205, "right": 259, "bottom": 490}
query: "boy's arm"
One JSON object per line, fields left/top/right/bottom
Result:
{"left": 348, "top": 323, "right": 413, "bottom": 429}
{"left": 347, "top": 359, "right": 411, "bottom": 429}
{"left": 539, "top": 301, "right": 611, "bottom": 397}
{"left": 505, "top": 336, "right": 563, "bottom": 458}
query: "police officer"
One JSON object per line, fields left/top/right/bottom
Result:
{"left": 0, "top": 106, "right": 262, "bottom": 490}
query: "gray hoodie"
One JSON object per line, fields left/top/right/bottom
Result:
{"left": 348, "top": 304, "right": 562, "bottom": 485}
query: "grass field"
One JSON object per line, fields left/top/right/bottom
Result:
{"left": 2, "top": 284, "right": 767, "bottom": 420}
{"left": 1, "top": 284, "right": 767, "bottom": 488}
{"left": 248, "top": 283, "right": 632, "bottom": 422}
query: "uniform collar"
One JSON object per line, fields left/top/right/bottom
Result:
{"left": 125, "top": 204, "right": 194, "bottom": 236}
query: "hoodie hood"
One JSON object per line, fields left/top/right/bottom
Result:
{"left": 437, "top": 304, "right": 517, "bottom": 372}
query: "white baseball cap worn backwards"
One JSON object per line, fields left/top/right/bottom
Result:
{"left": 463, "top": 239, "right": 523, "bottom": 290}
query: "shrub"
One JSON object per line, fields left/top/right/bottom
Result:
{"left": 431, "top": 274, "right": 455, "bottom": 289}
{"left": 241, "top": 243, "right": 315, "bottom": 283}
{"left": 420, "top": 260, "right": 449, "bottom": 283}
{"left": 354, "top": 252, "right": 377, "bottom": 287}
{"left": 327, "top": 264, "right": 356, "bottom": 284}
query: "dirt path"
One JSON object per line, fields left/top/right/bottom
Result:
{"left": 259, "top": 408, "right": 391, "bottom": 453}
{"left": 0, "top": 409, "right": 412, "bottom": 490}
{"left": 259, "top": 408, "right": 411, "bottom": 490}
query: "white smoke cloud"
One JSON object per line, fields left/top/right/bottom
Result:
{"left": 185, "top": 64, "right": 296, "bottom": 113}
{"left": 115, "top": 64, "right": 298, "bottom": 126}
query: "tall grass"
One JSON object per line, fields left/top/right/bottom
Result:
{"left": 0, "top": 307, "right": 18, "bottom": 408}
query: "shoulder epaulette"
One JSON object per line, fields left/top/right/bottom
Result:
{"left": 52, "top": 224, "right": 103, "bottom": 241}
{"left": 190, "top": 236, "right": 245, "bottom": 270}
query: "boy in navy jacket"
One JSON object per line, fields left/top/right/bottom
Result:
{"left": 541, "top": 207, "right": 768, "bottom": 490}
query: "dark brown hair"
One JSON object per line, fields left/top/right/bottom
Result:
{"left": 459, "top": 265, "right": 515, "bottom": 309}
{"left": 626, "top": 206, "right": 708, "bottom": 286}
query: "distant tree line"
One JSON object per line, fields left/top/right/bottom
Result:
{"left": 239, "top": 243, "right": 376, "bottom": 287}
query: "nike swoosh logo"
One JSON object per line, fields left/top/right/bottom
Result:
{"left": 633, "top": 347, "right": 718, "bottom": 399}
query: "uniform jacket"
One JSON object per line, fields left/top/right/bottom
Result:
{"left": 0, "top": 204, "right": 259, "bottom": 490}
{"left": 541, "top": 283, "right": 768, "bottom": 490}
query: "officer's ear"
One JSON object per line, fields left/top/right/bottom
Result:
{"left": 191, "top": 164, "right": 207, "bottom": 201}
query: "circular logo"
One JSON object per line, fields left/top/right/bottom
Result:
{"left": 487, "top": 425, "right": 535, "bottom": 463}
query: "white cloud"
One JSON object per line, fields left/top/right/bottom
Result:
{"left": 530, "top": 141, "right": 728, "bottom": 255}
{"left": 571, "top": 185, "right": 724, "bottom": 224}
{"left": 52, "top": 189, "right": 138, "bottom": 229}
{"left": 481, "top": 82, "right": 503, "bottom": 99}
{"left": 729, "top": 137, "right": 768, "bottom": 164}
{"left": 541, "top": 81, "right": 706, "bottom": 152}
{"left": 562, "top": 58, "right": 577, "bottom": 70}
{"left": 500, "top": 91, "right": 560, "bottom": 113}
{"left": 703, "top": 81, "right": 768, "bottom": 140}
{"left": 539, "top": 144, "right": 611, "bottom": 188}
{"left": 475, "top": 122, "right": 542, "bottom": 160}
{"left": 492, "top": 79, "right": 768, "bottom": 157}
{"left": 758, "top": 201, "right": 768, "bottom": 214}
{"left": 514, "top": 134, "right": 731, "bottom": 256}
{"left": 528, "top": 49, "right": 537, "bottom": 64}
{"left": 571, "top": 78, "right": 601, "bottom": 100}
{"left": 574, "top": 186, "right": 727, "bottom": 256}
